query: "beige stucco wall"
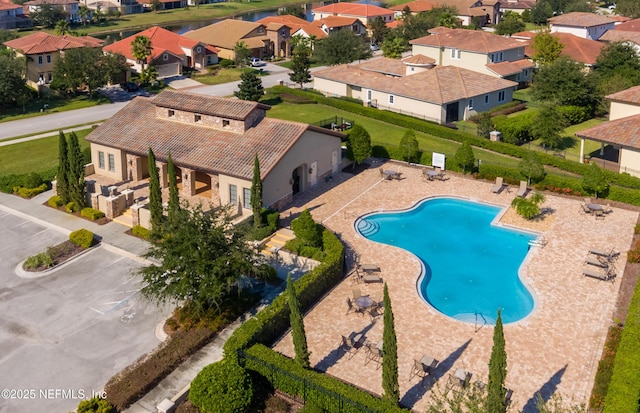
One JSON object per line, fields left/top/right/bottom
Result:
{"left": 26, "top": 51, "right": 58, "bottom": 86}
{"left": 263, "top": 130, "right": 342, "bottom": 208}
{"left": 90, "top": 142, "right": 127, "bottom": 181}
{"left": 219, "top": 175, "right": 253, "bottom": 213}
{"left": 314, "top": 77, "right": 349, "bottom": 97}
{"left": 609, "top": 101, "right": 640, "bottom": 120}
{"left": 620, "top": 148, "right": 640, "bottom": 178}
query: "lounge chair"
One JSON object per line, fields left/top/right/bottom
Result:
{"left": 589, "top": 248, "right": 620, "bottom": 262}
{"left": 367, "top": 307, "right": 382, "bottom": 321}
{"left": 585, "top": 256, "right": 608, "bottom": 269}
{"left": 491, "top": 177, "right": 506, "bottom": 193}
{"left": 516, "top": 181, "right": 528, "bottom": 197}
{"left": 363, "top": 273, "right": 382, "bottom": 283}
{"left": 583, "top": 267, "right": 615, "bottom": 282}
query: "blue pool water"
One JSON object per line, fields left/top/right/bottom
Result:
{"left": 355, "top": 197, "right": 536, "bottom": 324}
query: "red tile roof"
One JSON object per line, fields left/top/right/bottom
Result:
{"left": 313, "top": 63, "right": 517, "bottom": 104}
{"left": 103, "top": 26, "right": 218, "bottom": 62}
{"left": 386, "top": 20, "right": 403, "bottom": 28}
{"left": 411, "top": 28, "right": 523, "bottom": 53}
{"left": 312, "top": 3, "right": 393, "bottom": 18}
{"left": 291, "top": 24, "right": 328, "bottom": 39}
{"left": 0, "top": 2, "right": 22, "bottom": 10}
{"left": 548, "top": 12, "right": 615, "bottom": 27}
{"left": 24, "top": 0, "right": 77, "bottom": 4}
{"left": 486, "top": 58, "right": 534, "bottom": 76}
{"left": 3, "top": 32, "right": 102, "bottom": 54}
{"left": 319, "top": 16, "right": 360, "bottom": 28}
{"left": 614, "top": 18, "right": 640, "bottom": 32}
{"left": 606, "top": 85, "right": 640, "bottom": 104}
{"left": 576, "top": 114, "right": 640, "bottom": 149}
{"left": 257, "top": 15, "right": 310, "bottom": 27}
{"left": 86, "top": 92, "right": 340, "bottom": 180}
{"left": 600, "top": 29, "right": 640, "bottom": 45}
{"left": 389, "top": 0, "right": 437, "bottom": 12}
{"left": 523, "top": 32, "right": 604, "bottom": 65}
{"left": 402, "top": 54, "right": 436, "bottom": 65}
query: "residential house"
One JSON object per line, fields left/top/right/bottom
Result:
{"left": 24, "top": 0, "right": 78, "bottom": 22}
{"left": 0, "top": 1, "right": 31, "bottom": 29}
{"left": 389, "top": 0, "right": 437, "bottom": 18}
{"left": 316, "top": 16, "right": 367, "bottom": 36}
{"left": 84, "top": 90, "right": 344, "bottom": 223}
{"left": 518, "top": 31, "right": 605, "bottom": 70}
{"left": 3, "top": 32, "right": 103, "bottom": 89}
{"left": 576, "top": 86, "right": 640, "bottom": 177}
{"left": 499, "top": 0, "right": 535, "bottom": 15}
{"left": 410, "top": 28, "right": 534, "bottom": 85}
{"left": 434, "top": 0, "right": 501, "bottom": 26}
{"left": 312, "top": 57, "right": 518, "bottom": 124}
{"left": 548, "top": 12, "right": 616, "bottom": 41}
{"left": 183, "top": 19, "right": 291, "bottom": 60}
{"left": 85, "top": 0, "right": 142, "bottom": 15}
{"left": 311, "top": 3, "right": 395, "bottom": 28}
{"left": 136, "top": 0, "right": 186, "bottom": 11}
{"left": 614, "top": 18, "right": 640, "bottom": 32}
{"left": 103, "top": 26, "right": 218, "bottom": 78}
{"left": 257, "top": 15, "right": 328, "bottom": 41}
{"left": 599, "top": 30, "right": 640, "bottom": 55}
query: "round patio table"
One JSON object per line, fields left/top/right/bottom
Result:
{"left": 355, "top": 296, "right": 374, "bottom": 309}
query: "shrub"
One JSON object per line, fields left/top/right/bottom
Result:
{"left": 558, "top": 105, "right": 591, "bottom": 125}
{"left": 590, "top": 326, "right": 623, "bottom": 409}
{"left": 190, "top": 360, "right": 253, "bottom": 413}
{"left": 77, "top": 396, "right": 116, "bottom": 413}
{"left": 291, "top": 209, "right": 322, "bottom": 248}
{"left": 219, "top": 58, "right": 234, "bottom": 68}
{"left": 48, "top": 195, "right": 63, "bottom": 208}
{"left": 66, "top": 201, "right": 80, "bottom": 213}
{"left": 635, "top": 223, "right": 640, "bottom": 234}
{"left": 24, "top": 172, "right": 44, "bottom": 188}
{"left": 132, "top": 225, "right": 151, "bottom": 240}
{"left": 69, "top": 229, "right": 94, "bottom": 248}
{"left": 0, "top": 168, "right": 56, "bottom": 194}
{"left": 14, "top": 183, "right": 48, "bottom": 198}
{"left": 493, "top": 112, "right": 536, "bottom": 144}
{"left": 23, "top": 252, "right": 54, "bottom": 270}
{"left": 81, "top": 208, "right": 105, "bottom": 221}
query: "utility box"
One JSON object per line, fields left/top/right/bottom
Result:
{"left": 490, "top": 131, "right": 502, "bottom": 142}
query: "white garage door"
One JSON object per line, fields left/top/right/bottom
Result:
{"left": 156, "top": 63, "right": 181, "bottom": 79}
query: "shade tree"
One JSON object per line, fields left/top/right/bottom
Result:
{"left": 314, "top": 30, "right": 371, "bottom": 66}
{"left": 346, "top": 124, "right": 372, "bottom": 167}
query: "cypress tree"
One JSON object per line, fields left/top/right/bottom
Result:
{"left": 487, "top": 309, "right": 507, "bottom": 413}
{"left": 56, "top": 131, "right": 70, "bottom": 204}
{"left": 67, "top": 131, "right": 86, "bottom": 208}
{"left": 147, "top": 147, "right": 163, "bottom": 235}
{"left": 250, "top": 153, "right": 263, "bottom": 228}
{"left": 287, "top": 274, "right": 310, "bottom": 368}
{"left": 382, "top": 283, "right": 399, "bottom": 406}
{"left": 167, "top": 152, "right": 180, "bottom": 223}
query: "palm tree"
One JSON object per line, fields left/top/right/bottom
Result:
{"left": 55, "top": 19, "right": 70, "bottom": 35}
{"left": 78, "top": 5, "right": 89, "bottom": 26}
{"left": 131, "top": 35, "right": 153, "bottom": 72}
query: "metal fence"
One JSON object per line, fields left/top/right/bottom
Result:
{"left": 239, "top": 350, "right": 378, "bottom": 413}
{"left": 313, "top": 116, "right": 355, "bottom": 131}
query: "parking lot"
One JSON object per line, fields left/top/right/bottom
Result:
{"left": 0, "top": 210, "right": 171, "bottom": 413}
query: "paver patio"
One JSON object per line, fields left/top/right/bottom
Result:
{"left": 273, "top": 161, "right": 638, "bottom": 412}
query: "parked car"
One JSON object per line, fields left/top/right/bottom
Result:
{"left": 250, "top": 57, "right": 264, "bottom": 67}
{"left": 120, "top": 81, "right": 139, "bottom": 92}
{"left": 369, "top": 43, "right": 379, "bottom": 51}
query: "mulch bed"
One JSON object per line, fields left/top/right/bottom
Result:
{"left": 24, "top": 240, "right": 86, "bottom": 272}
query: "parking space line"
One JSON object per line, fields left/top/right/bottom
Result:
{"left": 11, "top": 220, "right": 29, "bottom": 229}
{"left": 25, "top": 228, "right": 50, "bottom": 240}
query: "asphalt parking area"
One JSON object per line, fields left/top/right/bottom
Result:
{"left": 0, "top": 210, "right": 171, "bottom": 413}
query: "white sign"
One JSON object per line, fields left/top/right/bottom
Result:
{"left": 432, "top": 152, "right": 446, "bottom": 170}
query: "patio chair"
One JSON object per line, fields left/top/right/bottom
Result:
{"left": 588, "top": 248, "right": 620, "bottom": 262}
{"left": 595, "top": 210, "right": 605, "bottom": 220}
{"left": 352, "top": 288, "right": 363, "bottom": 300}
{"left": 367, "top": 307, "right": 382, "bottom": 321}
{"left": 364, "top": 342, "right": 382, "bottom": 367}
{"left": 505, "top": 388, "right": 514, "bottom": 407}
{"left": 491, "top": 177, "right": 506, "bottom": 194}
{"left": 341, "top": 334, "right": 363, "bottom": 359}
{"left": 410, "top": 359, "right": 428, "bottom": 380}
{"left": 447, "top": 368, "right": 471, "bottom": 393}
{"left": 579, "top": 203, "right": 592, "bottom": 215}
{"left": 422, "top": 169, "right": 430, "bottom": 182}
{"left": 516, "top": 180, "right": 528, "bottom": 197}
{"left": 604, "top": 204, "right": 613, "bottom": 214}
{"left": 346, "top": 297, "right": 361, "bottom": 315}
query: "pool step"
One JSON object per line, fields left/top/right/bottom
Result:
{"left": 357, "top": 219, "right": 379, "bottom": 237}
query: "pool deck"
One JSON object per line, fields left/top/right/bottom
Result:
{"left": 272, "top": 161, "right": 638, "bottom": 412}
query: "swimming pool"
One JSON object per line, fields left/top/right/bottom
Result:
{"left": 355, "top": 197, "right": 536, "bottom": 324}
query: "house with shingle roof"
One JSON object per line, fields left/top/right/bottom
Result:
{"left": 3, "top": 32, "right": 103, "bottom": 89}
{"left": 499, "top": 0, "right": 535, "bottom": 16}
{"left": 410, "top": 28, "right": 534, "bottom": 85}
{"left": 103, "top": 26, "right": 218, "bottom": 78}
{"left": 576, "top": 86, "right": 640, "bottom": 177}
{"left": 316, "top": 15, "right": 367, "bottom": 35}
{"left": 599, "top": 30, "right": 640, "bottom": 55}
{"left": 313, "top": 57, "right": 518, "bottom": 124}
{"left": 183, "top": 19, "right": 291, "bottom": 60}
{"left": 548, "top": 12, "right": 616, "bottom": 40}
{"left": 84, "top": 90, "right": 343, "bottom": 222}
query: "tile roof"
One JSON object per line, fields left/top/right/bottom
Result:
{"left": 103, "top": 26, "right": 218, "bottom": 62}
{"left": 183, "top": 20, "right": 266, "bottom": 50}
{"left": 312, "top": 3, "right": 394, "bottom": 17}
{"left": 486, "top": 58, "right": 535, "bottom": 76}
{"left": 500, "top": 0, "right": 535, "bottom": 10}
{"left": 576, "top": 114, "right": 640, "bottom": 149}
{"left": 614, "top": 18, "right": 640, "bottom": 32}
{"left": 432, "top": 0, "right": 488, "bottom": 15}
{"left": 313, "top": 63, "right": 517, "bottom": 104}
{"left": 600, "top": 29, "right": 640, "bottom": 45}
{"left": 292, "top": 24, "right": 328, "bottom": 38}
{"left": 85, "top": 94, "right": 334, "bottom": 180}
{"left": 511, "top": 30, "right": 536, "bottom": 39}
{"left": 523, "top": 32, "right": 604, "bottom": 65}
{"left": 410, "top": 28, "right": 523, "bottom": 53}
{"left": 3, "top": 32, "right": 102, "bottom": 54}
{"left": 357, "top": 57, "right": 406, "bottom": 76}
{"left": 152, "top": 89, "right": 270, "bottom": 120}
{"left": 0, "top": 2, "right": 22, "bottom": 10}
{"left": 257, "top": 15, "right": 309, "bottom": 27}
{"left": 319, "top": 16, "right": 360, "bottom": 28}
{"left": 386, "top": 20, "right": 403, "bottom": 28}
{"left": 389, "top": 0, "right": 437, "bottom": 12}
{"left": 24, "top": 0, "right": 77, "bottom": 4}
{"left": 402, "top": 53, "right": 436, "bottom": 65}
{"left": 548, "top": 12, "right": 615, "bottom": 27}
{"left": 606, "top": 85, "right": 640, "bottom": 104}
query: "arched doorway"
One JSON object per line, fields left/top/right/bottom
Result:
{"left": 291, "top": 167, "right": 301, "bottom": 194}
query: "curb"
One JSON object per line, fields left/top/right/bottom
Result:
{"left": 15, "top": 243, "right": 102, "bottom": 279}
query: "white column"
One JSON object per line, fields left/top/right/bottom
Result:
{"left": 579, "top": 138, "right": 585, "bottom": 163}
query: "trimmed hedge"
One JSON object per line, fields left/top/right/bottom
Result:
{"left": 0, "top": 168, "right": 55, "bottom": 194}
{"left": 66, "top": 201, "right": 80, "bottom": 213}
{"left": 69, "top": 229, "right": 94, "bottom": 248}
{"left": 132, "top": 225, "right": 151, "bottom": 240}
{"left": 269, "top": 87, "right": 640, "bottom": 193}
{"left": 48, "top": 195, "right": 63, "bottom": 208}
{"left": 81, "top": 207, "right": 105, "bottom": 221}
{"left": 590, "top": 326, "right": 623, "bottom": 409}
{"left": 603, "top": 275, "right": 640, "bottom": 413}
{"left": 13, "top": 183, "right": 48, "bottom": 198}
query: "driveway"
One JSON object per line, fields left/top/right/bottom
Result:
{"left": 0, "top": 210, "right": 171, "bottom": 413}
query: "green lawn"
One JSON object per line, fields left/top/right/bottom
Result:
{"left": 266, "top": 101, "right": 522, "bottom": 167}
{"left": 0, "top": 130, "right": 92, "bottom": 176}
{"left": 527, "top": 118, "right": 607, "bottom": 162}
{"left": 192, "top": 67, "right": 269, "bottom": 85}
{"left": 0, "top": 95, "right": 111, "bottom": 123}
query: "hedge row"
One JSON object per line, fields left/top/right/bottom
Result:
{"left": 269, "top": 87, "right": 640, "bottom": 191}
{"left": 13, "top": 183, "right": 48, "bottom": 198}
{"left": 590, "top": 325, "right": 623, "bottom": 409}
{"left": 0, "top": 168, "right": 56, "bottom": 194}
{"left": 602, "top": 274, "right": 640, "bottom": 413}
{"left": 245, "top": 344, "right": 409, "bottom": 413}
{"left": 80, "top": 207, "right": 104, "bottom": 221}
